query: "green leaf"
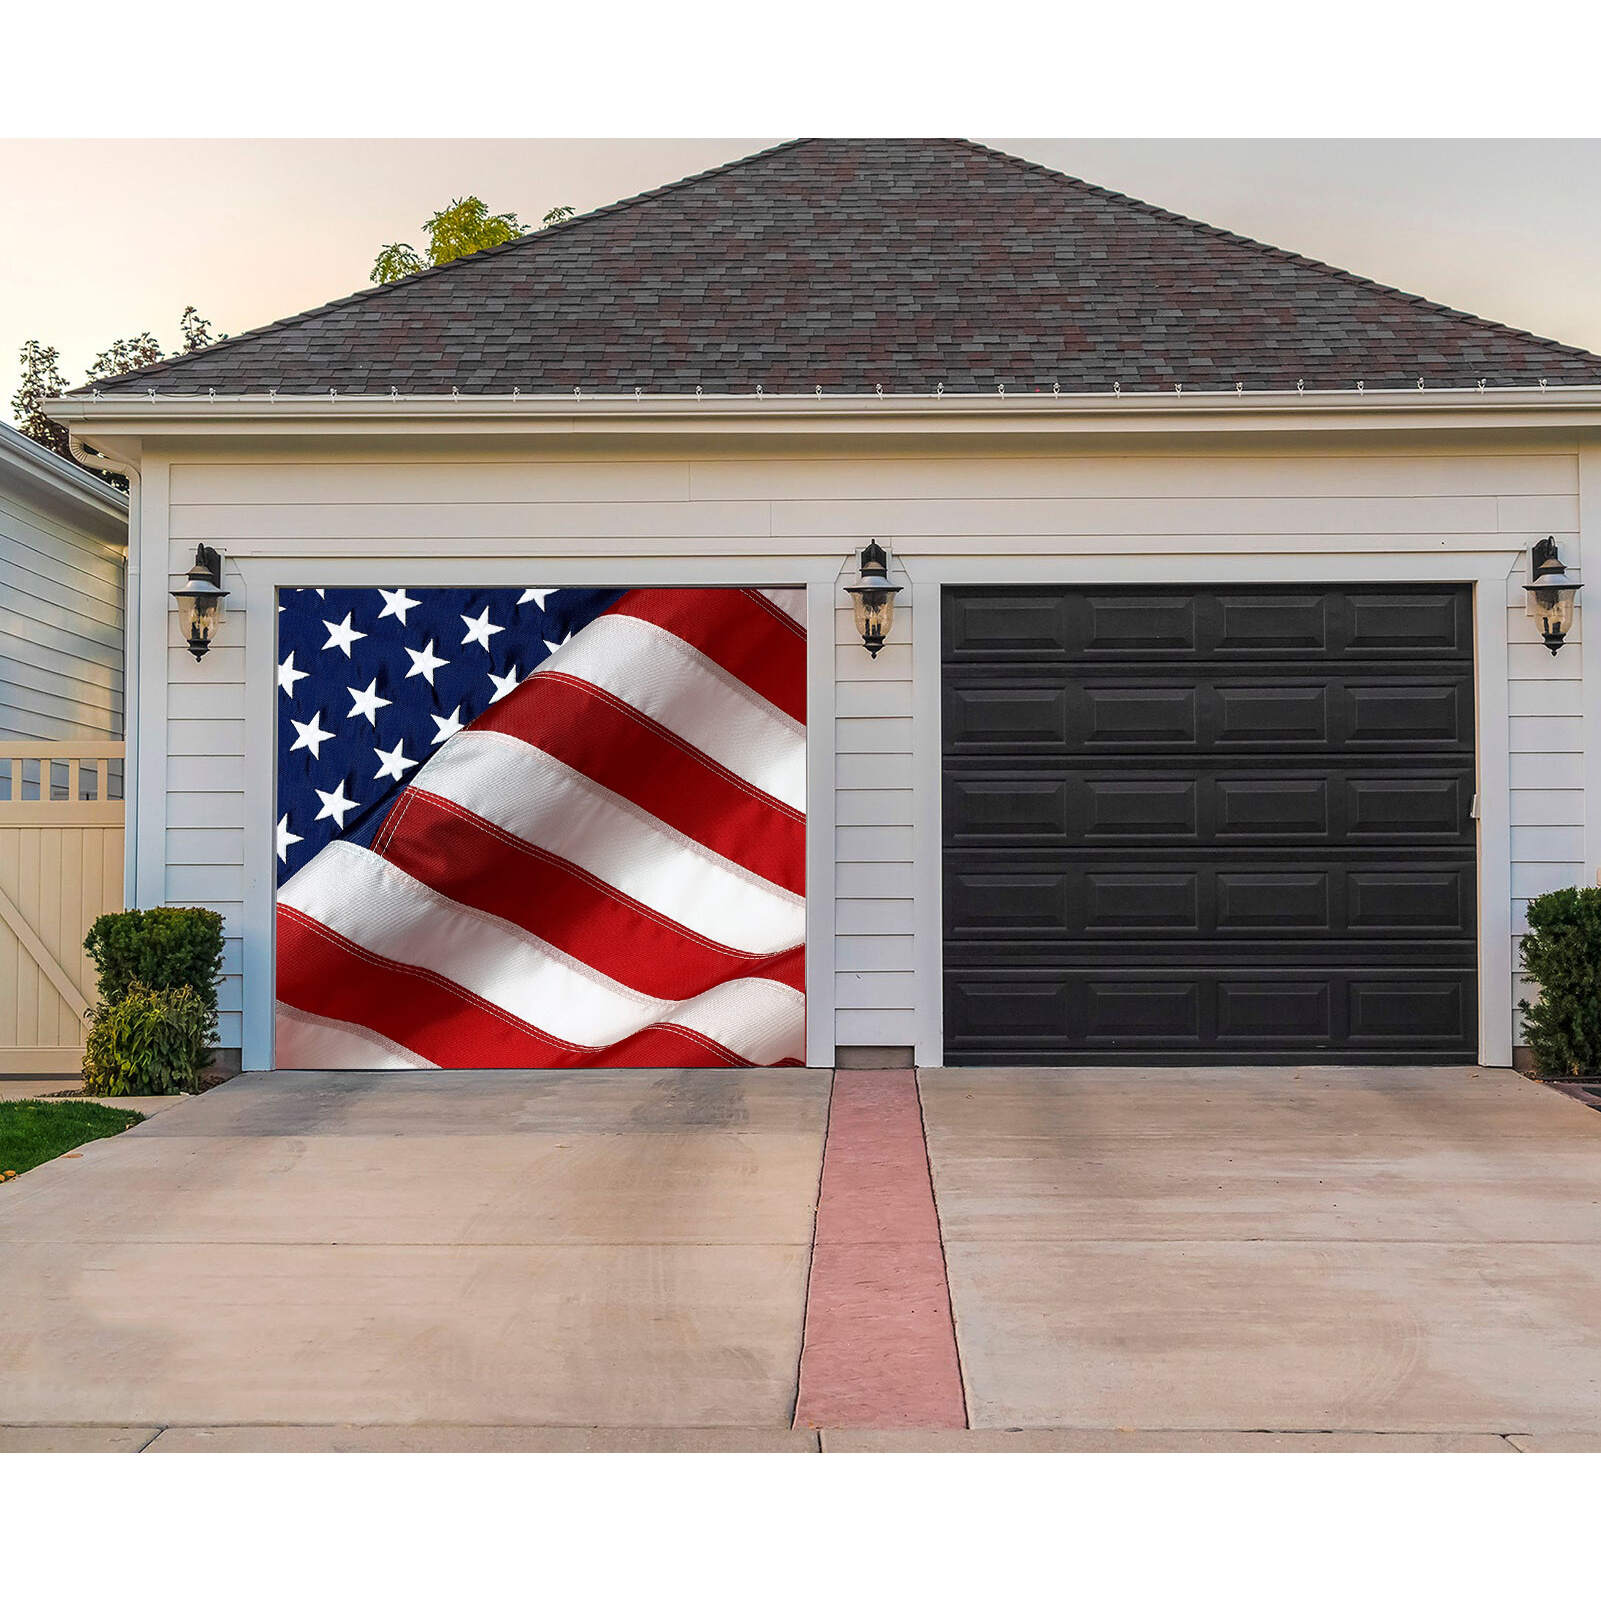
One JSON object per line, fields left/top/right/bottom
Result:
{"left": 1517, "top": 886, "right": 1601, "bottom": 1076}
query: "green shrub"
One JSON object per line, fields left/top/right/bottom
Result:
{"left": 1518, "top": 885, "right": 1601, "bottom": 1078}
{"left": 82, "top": 982, "right": 210, "bottom": 1096}
{"left": 83, "top": 907, "right": 224, "bottom": 1043}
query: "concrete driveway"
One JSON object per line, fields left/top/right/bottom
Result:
{"left": 922, "top": 1067, "right": 1601, "bottom": 1445}
{"left": 2, "top": 1065, "right": 1598, "bottom": 1450}
{"left": 0, "top": 1070, "right": 829, "bottom": 1447}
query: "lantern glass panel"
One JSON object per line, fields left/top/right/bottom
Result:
{"left": 1541, "top": 589, "right": 1576, "bottom": 639}
{"left": 852, "top": 587, "right": 896, "bottom": 651}
{"left": 177, "top": 591, "right": 224, "bottom": 657}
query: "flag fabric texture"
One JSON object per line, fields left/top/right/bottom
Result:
{"left": 275, "top": 585, "right": 806, "bottom": 1069}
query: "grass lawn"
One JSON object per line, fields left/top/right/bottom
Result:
{"left": 0, "top": 1100, "right": 145, "bottom": 1179}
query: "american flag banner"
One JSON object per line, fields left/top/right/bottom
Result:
{"left": 274, "top": 585, "right": 806, "bottom": 1069}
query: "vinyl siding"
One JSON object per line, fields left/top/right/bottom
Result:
{"left": 835, "top": 579, "right": 914, "bottom": 1049}
{"left": 0, "top": 488, "right": 125, "bottom": 740}
{"left": 1506, "top": 555, "right": 1586, "bottom": 1039}
{"left": 147, "top": 443, "right": 1589, "bottom": 1064}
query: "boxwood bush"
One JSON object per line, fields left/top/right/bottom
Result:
{"left": 82, "top": 982, "right": 210, "bottom": 1096}
{"left": 1518, "top": 886, "right": 1601, "bottom": 1078}
{"left": 84, "top": 907, "right": 223, "bottom": 1040}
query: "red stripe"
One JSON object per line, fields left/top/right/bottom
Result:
{"left": 587, "top": 1028, "right": 800, "bottom": 1069}
{"left": 373, "top": 786, "right": 804, "bottom": 1001}
{"left": 605, "top": 588, "right": 807, "bottom": 725}
{"left": 277, "top": 905, "right": 775, "bottom": 1069}
{"left": 469, "top": 672, "right": 804, "bottom": 893}
{"left": 746, "top": 588, "right": 808, "bottom": 639}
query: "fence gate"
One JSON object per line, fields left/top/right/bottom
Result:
{"left": 0, "top": 742, "right": 124, "bottom": 1073}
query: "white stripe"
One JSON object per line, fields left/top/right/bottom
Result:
{"left": 757, "top": 588, "right": 807, "bottom": 628}
{"left": 280, "top": 842, "right": 805, "bottom": 1064}
{"left": 407, "top": 729, "right": 804, "bottom": 955}
{"left": 275, "top": 1000, "right": 434, "bottom": 1072}
{"left": 536, "top": 612, "right": 806, "bottom": 811}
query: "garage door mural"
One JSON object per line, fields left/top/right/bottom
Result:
{"left": 274, "top": 586, "right": 806, "bottom": 1069}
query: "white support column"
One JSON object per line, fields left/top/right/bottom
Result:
{"left": 804, "top": 577, "right": 837, "bottom": 1068}
{"left": 1474, "top": 576, "right": 1514, "bottom": 1066}
{"left": 909, "top": 577, "right": 944, "bottom": 1068}
{"left": 1579, "top": 443, "right": 1601, "bottom": 888}
{"left": 240, "top": 565, "right": 276, "bottom": 1070}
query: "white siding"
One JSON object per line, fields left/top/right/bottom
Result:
{"left": 0, "top": 484, "right": 125, "bottom": 740}
{"left": 835, "top": 577, "right": 914, "bottom": 1051}
{"left": 146, "top": 443, "right": 1587, "bottom": 1065}
{"left": 1508, "top": 553, "right": 1587, "bottom": 1040}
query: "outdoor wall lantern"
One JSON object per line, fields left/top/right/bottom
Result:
{"left": 171, "top": 543, "right": 230, "bottom": 661}
{"left": 1524, "top": 537, "right": 1583, "bottom": 655}
{"left": 846, "top": 540, "right": 903, "bottom": 657}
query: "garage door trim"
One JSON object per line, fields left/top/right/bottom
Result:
{"left": 917, "top": 565, "right": 1514, "bottom": 1069}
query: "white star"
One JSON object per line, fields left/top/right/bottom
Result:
{"left": 404, "top": 638, "right": 449, "bottom": 685}
{"left": 430, "top": 706, "right": 465, "bottom": 745}
{"left": 346, "top": 676, "right": 391, "bottom": 726}
{"left": 275, "top": 814, "right": 302, "bottom": 863}
{"left": 461, "top": 606, "right": 505, "bottom": 651}
{"left": 289, "top": 711, "right": 335, "bottom": 759}
{"left": 314, "top": 588, "right": 325, "bottom": 598}
{"left": 314, "top": 780, "right": 359, "bottom": 829}
{"left": 322, "top": 612, "right": 366, "bottom": 658}
{"left": 277, "top": 650, "right": 309, "bottom": 696}
{"left": 377, "top": 587, "right": 421, "bottom": 625}
{"left": 517, "top": 588, "right": 556, "bottom": 608}
{"left": 373, "top": 739, "right": 418, "bottom": 783}
{"left": 487, "top": 665, "right": 521, "bottom": 703}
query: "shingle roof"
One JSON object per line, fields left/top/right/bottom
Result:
{"left": 83, "top": 138, "right": 1601, "bottom": 397}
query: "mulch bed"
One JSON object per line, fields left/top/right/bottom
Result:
{"left": 1551, "top": 1081, "right": 1601, "bottom": 1109}
{"left": 39, "top": 1070, "right": 231, "bottom": 1101}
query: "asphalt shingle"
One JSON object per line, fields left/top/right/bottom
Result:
{"left": 81, "top": 139, "right": 1601, "bottom": 397}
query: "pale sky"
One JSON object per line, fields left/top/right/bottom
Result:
{"left": 4, "top": 139, "right": 1600, "bottom": 393}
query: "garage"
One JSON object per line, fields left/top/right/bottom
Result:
{"left": 59, "top": 137, "right": 1594, "bottom": 1074}
{"left": 942, "top": 584, "right": 1478, "bottom": 1065}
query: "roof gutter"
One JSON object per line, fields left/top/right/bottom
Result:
{"left": 0, "top": 425, "right": 128, "bottom": 524}
{"left": 47, "top": 384, "right": 1601, "bottom": 443}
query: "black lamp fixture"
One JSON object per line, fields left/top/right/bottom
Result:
{"left": 171, "top": 544, "right": 229, "bottom": 661}
{"left": 1524, "top": 537, "right": 1582, "bottom": 655}
{"left": 846, "top": 540, "right": 903, "bottom": 657}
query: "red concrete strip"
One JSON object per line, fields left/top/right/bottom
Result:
{"left": 794, "top": 1071, "right": 967, "bottom": 1429}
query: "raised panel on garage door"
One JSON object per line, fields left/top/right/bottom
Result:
{"left": 942, "top": 584, "right": 1477, "bottom": 1065}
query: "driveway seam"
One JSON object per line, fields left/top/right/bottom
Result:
{"left": 938, "top": 1237, "right": 1601, "bottom": 1246}
{"left": 789, "top": 1070, "right": 833, "bottom": 1429}
{"left": 915, "top": 1068, "right": 969, "bottom": 1429}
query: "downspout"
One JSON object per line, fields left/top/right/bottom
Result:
{"left": 69, "top": 438, "right": 141, "bottom": 910}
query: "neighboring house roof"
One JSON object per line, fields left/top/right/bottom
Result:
{"left": 0, "top": 421, "right": 128, "bottom": 539}
{"left": 78, "top": 138, "right": 1601, "bottom": 398}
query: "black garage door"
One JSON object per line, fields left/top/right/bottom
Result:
{"left": 942, "top": 585, "right": 1478, "bottom": 1065}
